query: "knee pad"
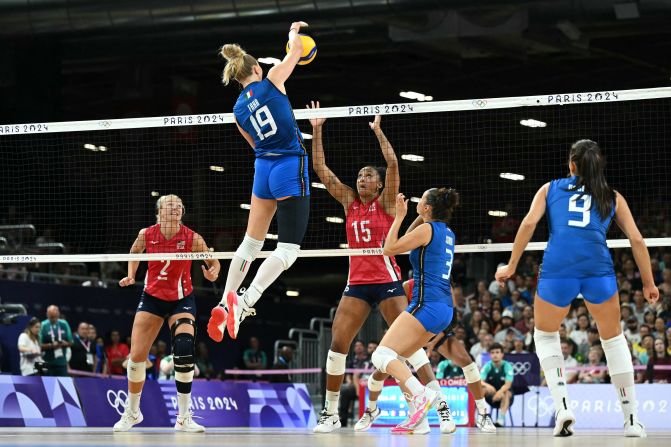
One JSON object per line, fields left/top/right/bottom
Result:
{"left": 462, "top": 362, "right": 481, "bottom": 383}
{"left": 270, "top": 242, "right": 300, "bottom": 271}
{"left": 601, "top": 333, "right": 633, "bottom": 376}
{"left": 367, "top": 375, "right": 384, "bottom": 392}
{"left": 534, "top": 328, "right": 563, "bottom": 369}
{"left": 234, "top": 234, "right": 264, "bottom": 262}
{"left": 175, "top": 370, "right": 195, "bottom": 385}
{"left": 171, "top": 320, "right": 196, "bottom": 374}
{"left": 326, "top": 350, "right": 347, "bottom": 376}
{"left": 407, "top": 349, "right": 430, "bottom": 371}
{"left": 127, "top": 359, "right": 146, "bottom": 382}
{"left": 371, "top": 346, "right": 398, "bottom": 374}
{"left": 276, "top": 196, "right": 310, "bottom": 245}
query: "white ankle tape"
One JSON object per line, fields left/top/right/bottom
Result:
{"left": 127, "top": 359, "right": 146, "bottom": 382}
{"left": 601, "top": 333, "right": 634, "bottom": 376}
{"left": 407, "top": 349, "right": 430, "bottom": 371}
{"left": 367, "top": 375, "right": 384, "bottom": 392}
{"left": 326, "top": 350, "right": 347, "bottom": 376}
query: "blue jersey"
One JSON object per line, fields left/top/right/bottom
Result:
{"left": 233, "top": 78, "right": 306, "bottom": 158}
{"left": 541, "top": 176, "right": 615, "bottom": 279}
{"left": 409, "top": 221, "right": 455, "bottom": 304}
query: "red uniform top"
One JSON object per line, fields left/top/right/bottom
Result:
{"left": 345, "top": 196, "right": 402, "bottom": 285}
{"left": 143, "top": 223, "right": 195, "bottom": 301}
{"left": 405, "top": 278, "right": 414, "bottom": 303}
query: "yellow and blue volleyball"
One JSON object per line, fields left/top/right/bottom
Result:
{"left": 286, "top": 34, "right": 317, "bottom": 65}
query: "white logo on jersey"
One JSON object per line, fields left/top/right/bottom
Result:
{"left": 369, "top": 203, "right": 376, "bottom": 211}
{"left": 387, "top": 288, "right": 396, "bottom": 293}
{"left": 182, "top": 307, "right": 192, "bottom": 311}
{"left": 150, "top": 241, "right": 159, "bottom": 245}
{"left": 176, "top": 240, "right": 186, "bottom": 250}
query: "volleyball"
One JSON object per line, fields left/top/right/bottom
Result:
{"left": 287, "top": 34, "right": 317, "bottom": 65}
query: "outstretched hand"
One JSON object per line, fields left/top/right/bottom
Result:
{"left": 119, "top": 277, "right": 135, "bottom": 287}
{"left": 202, "top": 264, "right": 220, "bottom": 282}
{"left": 369, "top": 115, "right": 381, "bottom": 131}
{"left": 306, "top": 100, "right": 326, "bottom": 127}
{"left": 395, "top": 193, "right": 408, "bottom": 219}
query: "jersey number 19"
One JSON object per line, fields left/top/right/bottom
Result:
{"left": 249, "top": 105, "right": 278, "bottom": 141}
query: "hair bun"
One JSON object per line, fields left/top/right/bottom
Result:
{"left": 437, "top": 187, "right": 459, "bottom": 209}
{"left": 221, "top": 43, "right": 245, "bottom": 61}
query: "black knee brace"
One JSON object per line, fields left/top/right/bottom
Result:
{"left": 277, "top": 195, "right": 310, "bottom": 245}
{"left": 171, "top": 318, "right": 196, "bottom": 373}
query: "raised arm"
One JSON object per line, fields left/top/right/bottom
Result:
{"left": 613, "top": 192, "right": 660, "bottom": 303}
{"left": 495, "top": 183, "right": 549, "bottom": 285}
{"left": 267, "top": 21, "right": 308, "bottom": 91}
{"left": 307, "top": 100, "right": 355, "bottom": 208}
{"left": 119, "top": 229, "right": 146, "bottom": 287}
{"left": 370, "top": 115, "right": 399, "bottom": 214}
{"left": 192, "top": 234, "right": 221, "bottom": 282}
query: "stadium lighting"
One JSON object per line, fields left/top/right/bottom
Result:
{"left": 258, "top": 57, "right": 281, "bottom": 66}
{"left": 286, "top": 290, "right": 300, "bottom": 297}
{"left": 266, "top": 233, "right": 278, "bottom": 240}
{"left": 240, "top": 204, "right": 251, "bottom": 210}
{"left": 151, "top": 191, "right": 160, "bottom": 197}
{"left": 520, "top": 119, "right": 547, "bottom": 128}
{"left": 339, "top": 243, "right": 349, "bottom": 248}
{"left": 488, "top": 210, "right": 509, "bottom": 217}
{"left": 84, "top": 143, "right": 107, "bottom": 152}
{"left": 209, "top": 165, "right": 225, "bottom": 172}
{"left": 311, "top": 182, "right": 326, "bottom": 189}
{"left": 326, "top": 217, "right": 344, "bottom": 224}
{"left": 500, "top": 173, "right": 525, "bottom": 181}
{"left": 410, "top": 197, "right": 421, "bottom": 203}
{"left": 401, "top": 154, "right": 424, "bottom": 162}
{"left": 301, "top": 132, "right": 313, "bottom": 140}
{"left": 399, "top": 91, "right": 433, "bottom": 102}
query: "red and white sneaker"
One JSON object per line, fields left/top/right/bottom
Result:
{"left": 226, "top": 290, "right": 256, "bottom": 340}
{"left": 207, "top": 304, "right": 228, "bottom": 342}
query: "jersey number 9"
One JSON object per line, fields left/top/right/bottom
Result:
{"left": 568, "top": 193, "right": 592, "bottom": 228}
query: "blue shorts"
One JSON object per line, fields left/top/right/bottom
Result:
{"left": 137, "top": 291, "right": 197, "bottom": 319}
{"left": 537, "top": 276, "right": 617, "bottom": 308}
{"left": 343, "top": 281, "right": 405, "bottom": 306}
{"left": 407, "top": 300, "right": 454, "bottom": 334}
{"left": 253, "top": 154, "right": 309, "bottom": 199}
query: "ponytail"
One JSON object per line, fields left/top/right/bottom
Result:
{"left": 568, "top": 139, "right": 615, "bottom": 219}
{"left": 220, "top": 44, "right": 258, "bottom": 86}
{"left": 426, "top": 187, "right": 459, "bottom": 222}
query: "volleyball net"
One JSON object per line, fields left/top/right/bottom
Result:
{"left": 1, "top": 86, "right": 670, "bottom": 266}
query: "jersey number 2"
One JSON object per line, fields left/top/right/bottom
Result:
{"left": 249, "top": 105, "right": 278, "bottom": 141}
{"left": 158, "top": 260, "right": 170, "bottom": 281}
{"left": 568, "top": 193, "right": 591, "bottom": 227}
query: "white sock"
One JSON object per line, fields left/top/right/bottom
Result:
{"left": 245, "top": 256, "right": 286, "bottom": 307}
{"left": 368, "top": 400, "right": 378, "bottom": 411}
{"left": 534, "top": 329, "right": 569, "bottom": 413}
{"left": 475, "top": 398, "right": 488, "bottom": 415}
{"left": 128, "top": 392, "right": 141, "bottom": 413}
{"left": 404, "top": 376, "right": 425, "bottom": 396}
{"left": 177, "top": 392, "right": 191, "bottom": 417}
{"left": 222, "top": 255, "right": 252, "bottom": 304}
{"left": 425, "top": 380, "right": 446, "bottom": 402}
{"left": 601, "top": 334, "right": 638, "bottom": 424}
{"left": 324, "top": 390, "right": 340, "bottom": 415}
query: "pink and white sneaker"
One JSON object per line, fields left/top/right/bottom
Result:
{"left": 226, "top": 290, "right": 256, "bottom": 340}
{"left": 207, "top": 304, "right": 227, "bottom": 342}
{"left": 408, "top": 388, "right": 439, "bottom": 428}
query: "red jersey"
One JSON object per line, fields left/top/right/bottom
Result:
{"left": 405, "top": 278, "right": 414, "bottom": 303}
{"left": 346, "top": 197, "right": 402, "bottom": 285}
{"left": 143, "top": 223, "right": 195, "bottom": 301}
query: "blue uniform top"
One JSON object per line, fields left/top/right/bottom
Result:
{"left": 233, "top": 78, "right": 306, "bottom": 158}
{"left": 541, "top": 176, "right": 615, "bottom": 279}
{"left": 409, "top": 221, "right": 455, "bottom": 304}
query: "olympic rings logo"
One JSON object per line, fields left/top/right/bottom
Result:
{"left": 472, "top": 99, "right": 488, "bottom": 108}
{"left": 527, "top": 394, "right": 556, "bottom": 418}
{"left": 107, "top": 389, "right": 128, "bottom": 415}
{"left": 512, "top": 361, "right": 532, "bottom": 375}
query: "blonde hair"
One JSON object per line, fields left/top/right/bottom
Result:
{"left": 155, "top": 194, "right": 184, "bottom": 223}
{"left": 220, "top": 44, "right": 258, "bottom": 86}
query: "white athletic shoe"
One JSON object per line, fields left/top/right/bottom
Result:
{"left": 313, "top": 409, "right": 341, "bottom": 433}
{"left": 113, "top": 405, "right": 143, "bottom": 432}
{"left": 354, "top": 406, "right": 381, "bottom": 431}
{"left": 475, "top": 411, "right": 497, "bottom": 433}
{"left": 226, "top": 289, "right": 256, "bottom": 340}
{"left": 624, "top": 417, "right": 647, "bottom": 438}
{"left": 174, "top": 409, "right": 205, "bottom": 433}
{"left": 553, "top": 408, "right": 576, "bottom": 437}
{"left": 391, "top": 414, "right": 430, "bottom": 434}
{"left": 207, "top": 304, "right": 228, "bottom": 342}
{"left": 436, "top": 401, "right": 456, "bottom": 434}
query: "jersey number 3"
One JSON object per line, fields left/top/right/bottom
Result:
{"left": 568, "top": 193, "right": 591, "bottom": 228}
{"left": 249, "top": 105, "right": 278, "bottom": 141}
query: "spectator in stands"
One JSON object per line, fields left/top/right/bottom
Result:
{"left": 481, "top": 343, "right": 514, "bottom": 427}
{"left": 569, "top": 314, "right": 590, "bottom": 353}
{"left": 339, "top": 340, "right": 370, "bottom": 427}
{"left": 511, "top": 337, "right": 528, "bottom": 354}
{"left": 659, "top": 268, "right": 671, "bottom": 296}
{"left": 638, "top": 334, "right": 655, "bottom": 365}
{"left": 578, "top": 346, "right": 606, "bottom": 384}
{"left": 579, "top": 327, "right": 600, "bottom": 361}
{"left": 39, "top": 305, "right": 73, "bottom": 377}
{"left": 366, "top": 341, "right": 378, "bottom": 357}
{"left": 513, "top": 275, "right": 532, "bottom": 304}
{"left": 452, "top": 286, "right": 466, "bottom": 314}
{"left": 81, "top": 271, "right": 106, "bottom": 288}
{"left": 561, "top": 338, "right": 579, "bottom": 384}
{"left": 620, "top": 305, "right": 634, "bottom": 331}
{"left": 270, "top": 345, "right": 294, "bottom": 383}
{"left": 70, "top": 322, "right": 96, "bottom": 373}
{"left": 620, "top": 289, "right": 632, "bottom": 305}
{"left": 106, "top": 330, "right": 129, "bottom": 375}
{"left": 87, "top": 324, "right": 101, "bottom": 373}
{"left": 625, "top": 317, "right": 642, "bottom": 345}
{"left": 622, "top": 259, "right": 643, "bottom": 290}
{"left": 243, "top": 336, "right": 268, "bottom": 373}
{"left": 437, "top": 356, "right": 465, "bottom": 379}
{"left": 195, "top": 342, "right": 215, "bottom": 379}
{"left": 643, "top": 310, "right": 656, "bottom": 328}
{"left": 156, "top": 340, "right": 168, "bottom": 368}
{"left": 466, "top": 310, "right": 485, "bottom": 344}
{"left": 494, "top": 310, "right": 521, "bottom": 344}
{"left": 514, "top": 306, "right": 533, "bottom": 335}
{"left": 18, "top": 317, "right": 43, "bottom": 376}
{"left": 647, "top": 338, "right": 671, "bottom": 383}
{"left": 632, "top": 290, "right": 648, "bottom": 323}
{"left": 470, "top": 330, "right": 493, "bottom": 367}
